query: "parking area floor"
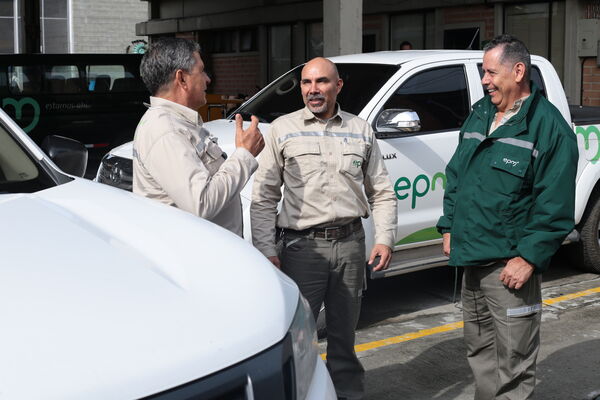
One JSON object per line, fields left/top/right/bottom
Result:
{"left": 318, "top": 262, "right": 600, "bottom": 400}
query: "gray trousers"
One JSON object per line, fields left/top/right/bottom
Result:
{"left": 280, "top": 227, "right": 365, "bottom": 400}
{"left": 462, "top": 263, "right": 542, "bottom": 400}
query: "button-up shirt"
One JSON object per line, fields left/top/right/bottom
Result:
{"left": 133, "top": 97, "right": 257, "bottom": 236}
{"left": 251, "top": 106, "right": 397, "bottom": 258}
{"left": 489, "top": 95, "right": 530, "bottom": 134}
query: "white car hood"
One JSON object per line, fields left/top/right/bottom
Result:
{"left": 0, "top": 179, "right": 298, "bottom": 399}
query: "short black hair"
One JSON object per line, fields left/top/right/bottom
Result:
{"left": 483, "top": 34, "right": 531, "bottom": 82}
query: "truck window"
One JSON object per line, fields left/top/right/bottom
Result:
{"left": 379, "top": 65, "right": 470, "bottom": 133}
{"left": 0, "top": 123, "right": 54, "bottom": 193}
{"left": 235, "top": 63, "right": 399, "bottom": 122}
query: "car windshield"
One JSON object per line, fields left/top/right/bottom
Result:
{"left": 0, "top": 123, "right": 54, "bottom": 194}
{"left": 233, "top": 63, "right": 400, "bottom": 122}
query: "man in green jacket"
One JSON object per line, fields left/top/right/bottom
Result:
{"left": 437, "top": 34, "right": 578, "bottom": 399}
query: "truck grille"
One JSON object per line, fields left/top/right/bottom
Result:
{"left": 143, "top": 334, "right": 296, "bottom": 400}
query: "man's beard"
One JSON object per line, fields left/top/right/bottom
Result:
{"left": 306, "top": 93, "right": 327, "bottom": 114}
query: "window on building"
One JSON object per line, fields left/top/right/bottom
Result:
{"left": 390, "top": 12, "right": 435, "bottom": 50}
{"left": 41, "top": 0, "right": 68, "bottom": 53}
{"left": 363, "top": 34, "right": 377, "bottom": 53}
{"left": 306, "top": 22, "right": 323, "bottom": 59}
{"left": 0, "top": 0, "right": 14, "bottom": 53}
{"left": 504, "top": 1, "right": 565, "bottom": 82}
{"left": 201, "top": 28, "right": 258, "bottom": 54}
{"left": 239, "top": 28, "right": 257, "bottom": 52}
{"left": 268, "top": 24, "right": 291, "bottom": 81}
{"left": 379, "top": 66, "right": 470, "bottom": 133}
{"left": 444, "top": 27, "right": 480, "bottom": 50}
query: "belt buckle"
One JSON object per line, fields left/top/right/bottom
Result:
{"left": 323, "top": 226, "right": 337, "bottom": 240}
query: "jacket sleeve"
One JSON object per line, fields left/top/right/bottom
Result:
{"left": 436, "top": 127, "right": 466, "bottom": 234}
{"left": 141, "top": 132, "right": 257, "bottom": 219}
{"left": 517, "top": 129, "right": 578, "bottom": 272}
{"left": 250, "top": 123, "right": 284, "bottom": 257}
{"left": 363, "top": 129, "right": 398, "bottom": 249}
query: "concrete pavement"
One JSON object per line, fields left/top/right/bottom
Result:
{"left": 318, "top": 266, "right": 600, "bottom": 399}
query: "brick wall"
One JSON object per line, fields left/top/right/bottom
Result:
{"left": 443, "top": 5, "right": 495, "bottom": 43}
{"left": 72, "top": 0, "right": 148, "bottom": 53}
{"left": 582, "top": 57, "right": 600, "bottom": 106}
{"left": 210, "top": 53, "right": 261, "bottom": 98}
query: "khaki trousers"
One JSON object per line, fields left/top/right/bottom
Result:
{"left": 462, "top": 263, "right": 542, "bottom": 400}
{"left": 280, "top": 227, "right": 365, "bottom": 400}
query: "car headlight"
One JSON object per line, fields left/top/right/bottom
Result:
{"left": 289, "top": 294, "right": 319, "bottom": 400}
{"left": 95, "top": 154, "right": 133, "bottom": 191}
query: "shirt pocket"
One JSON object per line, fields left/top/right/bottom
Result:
{"left": 283, "top": 142, "right": 323, "bottom": 188}
{"left": 489, "top": 151, "right": 531, "bottom": 196}
{"left": 340, "top": 143, "right": 367, "bottom": 181}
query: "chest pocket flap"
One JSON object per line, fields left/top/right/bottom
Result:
{"left": 342, "top": 143, "right": 367, "bottom": 158}
{"left": 490, "top": 153, "right": 530, "bottom": 177}
{"left": 285, "top": 142, "right": 321, "bottom": 158}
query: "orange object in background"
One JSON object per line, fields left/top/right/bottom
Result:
{"left": 198, "top": 94, "right": 244, "bottom": 121}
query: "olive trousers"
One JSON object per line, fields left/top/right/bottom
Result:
{"left": 280, "top": 227, "right": 365, "bottom": 400}
{"left": 462, "top": 263, "right": 542, "bottom": 400}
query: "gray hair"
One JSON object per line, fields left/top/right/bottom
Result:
{"left": 483, "top": 34, "right": 531, "bottom": 82}
{"left": 140, "top": 38, "right": 201, "bottom": 95}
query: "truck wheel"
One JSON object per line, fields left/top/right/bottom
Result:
{"left": 574, "top": 195, "right": 600, "bottom": 273}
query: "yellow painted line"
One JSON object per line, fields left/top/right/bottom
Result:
{"left": 542, "top": 286, "right": 600, "bottom": 305}
{"left": 320, "top": 285, "right": 600, "bottom": 360}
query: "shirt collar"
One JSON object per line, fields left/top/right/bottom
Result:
{"left": 149, "top": 96, "right": 202, "bottom": 126}
{"left": 506, "top": 94, "right": 530, "bottom": 114}
{"left": 302, "top": 103, "right": 345, "bottom": 127}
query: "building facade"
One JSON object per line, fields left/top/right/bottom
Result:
{"left": 0, "top": 0, "right": 147, "bottom": 54}
{"left": 134, "top": 0, "right": 600, "bottom": 106}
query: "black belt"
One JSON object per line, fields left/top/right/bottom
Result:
{"left": 281, "top": 218, "right": 362, "bottom": 240}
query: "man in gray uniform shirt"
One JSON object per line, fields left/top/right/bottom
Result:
{"left": 133, "top": 38, "right": 263, "bottom": 236}
{"left": 251, "top": 57, "right": 397, "bottom": 400}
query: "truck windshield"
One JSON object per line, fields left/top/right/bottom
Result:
{"left": 234, "top": 63, "right": 400, "bottom": 122}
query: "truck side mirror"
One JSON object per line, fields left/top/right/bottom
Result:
{"left": 375, "top": 109, "right": 421, "bottom": 138}
{"left": 41, "top": 135, "right": 88, "bottom": 178}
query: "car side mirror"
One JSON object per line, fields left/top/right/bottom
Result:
{"left": 41, "top": 135, "right": 88, "bottom": 178}
{"left": 375, "top": 109, "right": 421, "bottom": 138}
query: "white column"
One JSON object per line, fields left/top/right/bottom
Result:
{"left": 323, "top": 0, "right": 362, "bottom": 57}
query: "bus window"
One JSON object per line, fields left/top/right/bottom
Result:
{"left": 44, "top": 65, "right": 80, "bottom": 93}
{"left": 8, "top": 66, "right": 42, "bottom": 94}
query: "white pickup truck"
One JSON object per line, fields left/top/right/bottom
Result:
{"left": 97, "top": 50, "right": 600, "bottom": 276}
{"left": 0, "top": 108, "right": 335, "bottom": 399}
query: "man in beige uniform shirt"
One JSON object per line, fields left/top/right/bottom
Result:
{"left": 251, "top": 57, "right": 397, "bottom": 400}
{"left": 133, "top": 38, "right": 263, "bottom": 236}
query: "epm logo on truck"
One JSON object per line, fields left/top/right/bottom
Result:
{"left": 395, "top": 172, "right": 446, "bottom": 209}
